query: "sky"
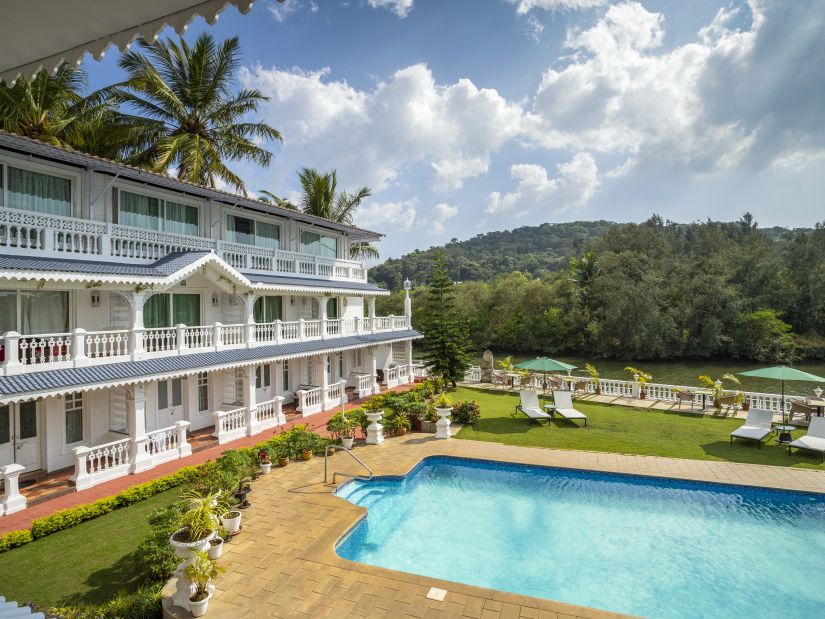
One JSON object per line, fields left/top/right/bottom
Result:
{"left": 84, "top": 0, "right": 825, "bottom": 258}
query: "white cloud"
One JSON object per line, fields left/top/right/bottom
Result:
{"left": 240, "top": 63, "right": 523, "bottom": 192}
{"left": 268, "top": 0, "right": 298, "bottom": 22}
{"left": 526, "top": 15, "right": 544, "bottom": 41}
{"left": 357, "top": 199, "right": 418, "bottom": 231}
{"left": 485, "top": 153, "right": 600, "bottom": 216}
{"left": 507, "top": 0, "right": 606, "bottom": 14}
{"left": 427, "top": 203, "right": 459, "bottom": 234}
{"left": 367, "top": 0, "right": 414, "bottom": 18}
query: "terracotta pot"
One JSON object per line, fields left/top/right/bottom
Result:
{"left": 742, "top": 401, "right": 750, "bottom": 411}
{"left": 639, "top": 391, "right": 646, "bottom": 400}
{"left": 278, "top": 456, "right": 289, "bottom": 467}
{"left": 300, "top": 449, "right": 313, "bottom": 461}
{"left": 595, "top": 387, "right": 602, "bottom": 396}
{"left": 397, "top": 427, "right": 408, "bottom": 436}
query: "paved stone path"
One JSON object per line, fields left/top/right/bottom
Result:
{"left": 167, "top": 435, "right": 825, "bottom": 619}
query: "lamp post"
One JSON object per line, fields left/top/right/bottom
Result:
{"left": 403, "top": 278, "right": 412, "bottom": 328}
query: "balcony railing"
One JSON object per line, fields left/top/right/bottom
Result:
{"left": 0, "top": 206, "right": 368, "bottom": 282}
{"left": 0, "top": 315, "right": 411, "bottom": 375}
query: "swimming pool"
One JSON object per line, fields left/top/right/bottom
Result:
{"left": 335, "top": 456, "right": 825, "bottom": 618}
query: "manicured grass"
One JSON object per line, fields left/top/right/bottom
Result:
{"left": 453, "top": 386, "right": 825, "bottom": 469}
{"left": 0, "top": 488, "right": 178, "bottom": 607}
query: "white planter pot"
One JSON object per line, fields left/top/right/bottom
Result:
{"left": 170, "top": 528, "right": 215, "bottom": 559}
{"left": 435, "top": 407, "right": 452, "bottom": 439}
{"left": 189, "top": 586, "right": 215, "bottom": 617}
{"left": 221, "top": 511, "right": 242, "bottom": 535}
{"left": 342, "top": 436, "right": 354, "bottom": 450}
{"left": 207, "top": 537, "right": 224, "bottom": 560}
{"left": 366, "top": 411, "right": 385, "bottom": 445}
{"left": 260, "top": 462, "right": 272, "bottom": 475}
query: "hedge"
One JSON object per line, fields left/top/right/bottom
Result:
{"left": 0, "top": 425, "right": 328, "bottom": 554}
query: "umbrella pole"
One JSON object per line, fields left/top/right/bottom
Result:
{"left": 782, "top": 380, "right": 786, "bottom": 425}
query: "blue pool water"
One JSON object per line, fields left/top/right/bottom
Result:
{"left": 335, "top": 457, "right": 825, "bottom": 618}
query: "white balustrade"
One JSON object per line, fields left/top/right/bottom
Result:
{"left": 84, "top": 329, "right": 130, "bottom": 359}
{"left": 356, "top": 372, "right": 374, "bottom": 397}
{"left": 255, "top": 322, "right": 278, "bottom": 343}
{"left": 220, "top": 323, "right": 245, "bottom": 346}
{"left": 252, "top": 397, "right": 285, "bottom": 433}
{"left": 392, "top": 316, "right": 408, "bottom": 330}
{"left": 212, "top": 406, "right": 248, "bottom": 445}
{"left": 72, "top": 437, "right": 132, "bottom": 490}
{"left": 297, "top": 387, "right": 323, "bottom": 416}
{"left": 385, "top": 365, "right": 400, "bottom": 388}
{"left": 304, "top": 320, "right": 321, "bottom": 339}
{"left": 183, "top": 326, "right": 213, "bottom": 349}
{"left": 464, "top": 366, "right": 482, "bottom": 382}
{"left": 280, "top": 320, "right": 300, "bottom": 341}
{"left": 18, "top": 333, "right": 72, "bottom": 366}
{"left": 324, "top": 381, "right": 347, "bottom": 408}
{"left": 110, "top": 224, "right": 215, "bottom": 260}
{"left": 144, "top": 327, "right": 177, "bottom": 353}
{"left": 374, "top": 317, "right": 392, "bottom": 332}
{"left": 0, "top": 207, "right": 107, "bottom": 256}
{"left": 144, "top": 425, "right": 180, "bottom": 465}
{"left": 325, "top": 319, "right": 341, "bottom": 337}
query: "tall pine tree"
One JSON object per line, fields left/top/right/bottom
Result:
{"left": 420, "top": 250, "right": 471, "bottom": 386}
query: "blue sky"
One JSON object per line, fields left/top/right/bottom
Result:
{"left": 84, "top": 0, "right": 825, "bottom": 258}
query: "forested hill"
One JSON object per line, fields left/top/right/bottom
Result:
{"left": 370, "top": 220, "right": 615, "bottom": 289}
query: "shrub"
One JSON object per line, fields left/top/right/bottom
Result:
{"left": 0, "top": 529, "right": 33, "bottom": 552}
{"left": 46, "top": 583, "right": 163, "bottom": 619}
{"left": 451, "top": 400, "right": 481, "bottom": 425}
{"left": 384, "top": 410, "right": 412, "bottom": 434}
{"left": 135, "top": 504, "right": 184, "bottom": 583}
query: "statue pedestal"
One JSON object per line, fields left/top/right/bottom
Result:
{"left": 435, "top": 408, "right": 452, "bottom": 439}
{"left": 366, "top": 411, "right": 384, "bottom": 444}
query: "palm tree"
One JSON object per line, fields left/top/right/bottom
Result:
{"left": 257, "top": 190, "right": 298, "bottom": 210}
{"left": 0, "top": 63, "right": 137, "bottom": 159}
{"left": 296, "top": 167, "right": 378, "bottom": 259}
{"left": 112, "top": 33, "right": 282, "bottom": 193}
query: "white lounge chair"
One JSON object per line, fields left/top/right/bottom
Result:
{"left": 551, "top": 390, "right": 587, "bottom": 426}
{"left": 516, "top": 390, "right": 553, "bottom": 421}
{"left": 730, "top": 409, "right": 774, "bottom": 448}
{"left": 788, "top": 416, "right": 825, "bottom": 462}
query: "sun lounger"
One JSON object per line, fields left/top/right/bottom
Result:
{"left": 551, "top": 390, "right": 587, "bottom": 426}
{"left": 516, "top": 390, "right": 553, "bottom": 421}
{"left": 730, "top": 409, "right": 773, "bottom": 448}
{"left": 788, "top": 417, "right": 825, "bottom": 462}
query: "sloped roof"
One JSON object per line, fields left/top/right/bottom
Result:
{"left": 0, "top": 0, "right": 255, "bottom": 85}
{"left": 0, "top": 330, "right": 421, "bottom": 402}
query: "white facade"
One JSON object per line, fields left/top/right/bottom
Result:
{"left": 0, "top": 132, "right": 418, "bottom": 505}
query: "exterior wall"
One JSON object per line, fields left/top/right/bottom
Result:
{"left": 374, "top": 344, "right": 393, "bottom": 370}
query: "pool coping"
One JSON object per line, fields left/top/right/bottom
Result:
{"left": 193, "top": 436, "right": 825, "bottom": 619}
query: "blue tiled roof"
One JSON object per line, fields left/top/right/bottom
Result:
{"left": 243, "top": 272, "right": 386, "bottom": 292}
{"left": 0, "top": 330, "right": 421, "bottom": 398}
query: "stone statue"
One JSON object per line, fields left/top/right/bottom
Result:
{"left": 481, "top": 349, "right": 494, "bottom": 383}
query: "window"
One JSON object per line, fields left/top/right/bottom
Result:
{"left": 197, "top": 372, "right": 209, "bottom": 412}
{"left": 355, "top": 349, "right": 363, "bottom": 368}
{"left": 4, "top": 165, "right": 72, "bottom": 216}
{"left": 337, "top": 352, "right": 343, "bottom": 378}
{"left": 226, "top": 214, "right": 279, "bottom": 249}
{"left": 65, "top": 393, "right": 83, "bottom": 445}
{"left": 0, "top": 405, "right": 10, "bottom": 446}
{"left": 282, "top": 361, "right": 289, "bottom": 391}
{"left": 0, "top": 290, "right": 70, "bottom": 335}
{"left": 326, "top": 298, "right": 338, "bottom": 319}
{"left": 118, "top": 190, "right": 198, "bottom": 236}
{"left": 157, "top": 379, "right": 182, "bottom": 409}
{"left": 300, "top": 230, "right": 338, "bottom": 258}
{"left": 253, "top": 296, "right": 282, "bottom": 323}
{"left": 143, "top": 293, "right": 200, "bottom": 328}
{"left": 256, "top": 364, "right": 271, "bottom": 389}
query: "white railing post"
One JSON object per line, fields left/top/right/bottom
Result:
{"left": 274, "top": 395, "right": 286, "bottom": 425}
{"left": 176, "top": 420, "right": 192, "bottom": 458}
{"left": 296, "top": 389, "right": 306, "bottom": 412}
{"left": 299, "top": 318, "right": 306, "bottom": 341}
{"left": 69, "top": 446, "right": 93, "bottom": 491}
{"left": 176, "top": 324, "right": 187, "bottom": 352}
{"left": 321, "top": 319, "right": 327, "bottom": 340}
{"left": 0, "top": 463, "right": 27, "bottom": 515}
{"left": 72, "top": 328, "right": 88, "bottom": 363}
{"left": 213, "top": 322, "right": 223, "bottom": 350}
{"left": 632, "top": 374, "right": 641, "bottom": 399}
{"left": 274, "top": 319, "right": 281, "bottom": 344}
{"left": 2, "top": 331, "right": 21, "bottom": 372}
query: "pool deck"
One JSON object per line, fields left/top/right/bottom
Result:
{"left": 166, "top": 435, "right": 825, "bottom": 619}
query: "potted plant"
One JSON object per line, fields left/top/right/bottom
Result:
{"left": 585, "top": 363, "right": 601, "bottom": 395}
{"left": 385, "top": 410, "right": 412, "bottom": 435}
{"left": 170, "top": 489, "right": 225, "bottom": 558}
{"left": 221, "top": 509, "right": 242, "bottom": 535}
{"left": 275, "top": 442, "right": 290, "bottom": 467}
{"left": 625, "top": 367, "right": 652, "bottom": 399}
{"left": 297, "top": 434, "right": 313, "bottom": 460}
{"left": 208, "top": 534, "right": 224, "bottom": 560}
{"left": 698, "top": 373, "right": 740, "bottom": 408}
{"left": 184, "top": 550, "right": 225, "bottom": 617}
{"left": 433, "top": 392, "right": 453, "bottom": 439}
{"left": 258, "top": 449, "right": 272, "bottom": 475}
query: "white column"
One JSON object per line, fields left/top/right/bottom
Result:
{"left": 406, "top": 340, "right": 414, "bottom": 384}
{"left": 245, "top": 293, "right": 257, "bottom": 346}
{"left": 404, "top": 289, "right": 412, "bottom": 328}
{"left": 273, "top": 395, "right": 286, "bottom": 426}
{"left": 0, "top": 463, "right": 27, "bottom": 514}
{"left": 69, "top": 446, "right": 93, "bottom": 490}
{"left": 320, "top": 354, "right": 330, "bottom": 410}
{"left": 368, "top": 297, "right": 376, "bottom": 334}
{"left": 2, "top": 331, "right": 22, "bottom": 372}
{"left": 128, "top": 291, "right": 148, "bottom": 357}
{"left": 176, "top": 420, "right": 192, "bottom": 458}
{"left": 370, "top": 348, "right": 379, "bottom": 392}
{"left": 243, "top": 366, "right": 257, "bottom": 435}
{"left": 72, "top": 328, "right": 88, "bottom": 362}
{"left": 128, "top": 384, "right": 153, "bottom": 473}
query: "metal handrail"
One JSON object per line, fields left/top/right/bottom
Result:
{"left": 324, "top": 444, "right": 373, "bottom": 484}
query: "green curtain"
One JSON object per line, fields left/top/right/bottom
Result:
{"left": 120, "top": 191, "right": 161, "bottom": 230}
{"left": 21, "top": 291, "right": 69, "bottom": 334}
{"left": 65, "top": 395, "right": 83, "bottom": 444}
{"left": 144, "top": 294, "right": 170, "bottom": 328}
{"left": 8, "top": 166, "right": 71, "bottom": 216}
{"left": 165, "top": 201, "right": 199, "bottom": 236}
{"left": 301, "top": 231, "right": 337, "bottom": 258}
{"left": 0, "top": 406, "right": 9, "bottom": 445}
{"left": 256, "top": 221, "right": 279, "bottom": 249}
{"left": 227, "top": 215, "right": 255, "bottom": 246}
{"left": 254, "top": 296, "right": 283, "bottom": 323}
{"left": 326, "top": 298, "right": 338, "bottom": 318}
{"left": 0, "top": 291, "right": 16, "bottom": 334}
{"left": 172, "top": 294, "right": 200, "bottom": 326}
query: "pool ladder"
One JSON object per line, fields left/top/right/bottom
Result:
{"left": 324, "top": 444, "right": 373, "bottom": 485}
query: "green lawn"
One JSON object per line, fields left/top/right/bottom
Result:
{"left": 453, "top": 386, "right": 825, "bottom": 469}
{"left": 0, "top": 488, "right": 178, "bottom": 607}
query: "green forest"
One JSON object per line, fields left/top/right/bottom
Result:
{"left": 374, "top": 215, "right": 825, "bottom": 362}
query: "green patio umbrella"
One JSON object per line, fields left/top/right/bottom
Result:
{"left": 737, "top": 366, "right": 825, "bottom": 432}
{"left": 515, "top": 357, "right": 578, "bottom": 402}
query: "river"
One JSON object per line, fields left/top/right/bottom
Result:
{"left": 473, "top": 352, "right": 825, "bottom": 397}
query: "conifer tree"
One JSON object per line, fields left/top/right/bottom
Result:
{"left": 419, "top": 250, "right": 471, "bottom": 386}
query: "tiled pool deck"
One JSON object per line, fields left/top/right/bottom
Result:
{"left": 169, "top": 435, "right": 825, "bottom": 619}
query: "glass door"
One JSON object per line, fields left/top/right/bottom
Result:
{"left": 0, "top": 402, "right": 40, "bottom": 471}
{"left": 157, "top": 379, "right": 183, "bottom": 428}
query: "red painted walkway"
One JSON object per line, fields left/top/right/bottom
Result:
{"left": 0, "top": 384, "right": 414, "bottom": 534}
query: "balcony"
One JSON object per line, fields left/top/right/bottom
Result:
{"left": 0, "top": 315, "right": 411, "bottom": 375}
{"left": 0, "top": 206, "right": 367, "bottom": 282}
